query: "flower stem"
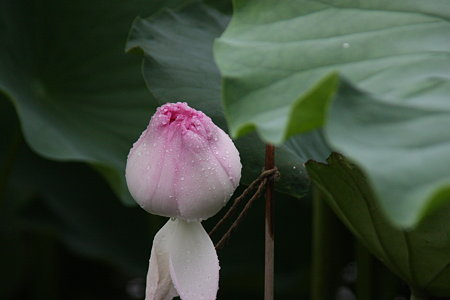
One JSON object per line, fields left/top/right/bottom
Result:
{"left": 264, "top": 144, "right": 275, "bottom": 300}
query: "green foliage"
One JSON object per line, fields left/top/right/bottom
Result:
{"left": 0, "top": 99, "right": 153, "bottom": 299}
{"left": 327, "top": 82, "right": 450, "bottom": 228}
{"left": 307, "top": 154, "right": 450, "bottom": 297}
{"left": 0, "top": 0, "right": 190, "bottom": 204}
{"left": 214, "top": 0, "right": 450, "bottom": 296}
{"left": 1, "top": 0, "right": 449, "bottom": 298}
{"left": 214, "top": 0, "right": 450, "bottom": 228}
{"left": 215, "top": 0, "right": 450, "bottom": 143}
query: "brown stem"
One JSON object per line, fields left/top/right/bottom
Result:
{"left": 265, "top": 144, "right": 275, "bottom": 300}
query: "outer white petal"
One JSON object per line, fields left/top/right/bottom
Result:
{"left": 168, "top": 220, "right": 219, "bottom": 300}
{"left": 145, "top": 220, "right": 179, "bottom": 300}
{"left": 210, "top": 128, "right": 242, "bottom": 188}
{"left": 125, "top": 128, "right": 180, "bottom": 217}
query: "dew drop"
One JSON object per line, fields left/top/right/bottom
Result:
{"left": 180, "top": 177, "right": 185, "bottom": 181}
{"left": 342, "top": 42, "right": 350, "bottom": 48}
{"left": 293, "top": 166, "right": 297, "bottom": 170}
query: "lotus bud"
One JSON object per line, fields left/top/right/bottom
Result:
{"left": 125, "top": 102, "right": 242, "bottom": 300}
{"left": 125, "top": 102, "right": 241, "bottom": 221}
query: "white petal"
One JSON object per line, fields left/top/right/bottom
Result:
{"left": 125, "top": 128, "right": 180, "bottom": 217}
{"left": 145, "top": 220, "right": 179, "bottom": 300}
{"left": 175, "top": 136, "right": 233, "bottom": 221}
{"left": 168, "top": 220, "right": 219, "bottom": 300}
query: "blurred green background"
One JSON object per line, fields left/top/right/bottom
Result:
{"left": 1, "top": 0, "right": 441, "bottom": 299}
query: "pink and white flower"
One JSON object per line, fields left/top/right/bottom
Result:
{"left": 126, "top": 102, "right": 241, "bottom": 300}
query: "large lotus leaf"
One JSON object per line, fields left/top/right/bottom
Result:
{"left": 126, "top": 3, "right": 319, "bottom": 197}
{"left": 327, "top": 82, "right": 450, "bottom": 228}
{"left": 214, "top": 0, "right": 450, "bottom": 227}
{"left": 306, "top": 154, "right": 450, "bottom": 297}
{"left": 0, "top": 98, "right": 154, "bottom": 278}
{"left": 215, "top": 0, "right": 450, "bottom": 143}
{"left": 0, "top": 0, "right": 191, "bottom": 203}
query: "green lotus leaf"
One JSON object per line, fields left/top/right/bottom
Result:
{"left": 307, "top": 154, "right": 450, "bottom": 297}
{"left": 214, "top": 0, "right": 450, "bottom": 227}
{"left": 0, "top": 0, "right": 190, "bottom": 203}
